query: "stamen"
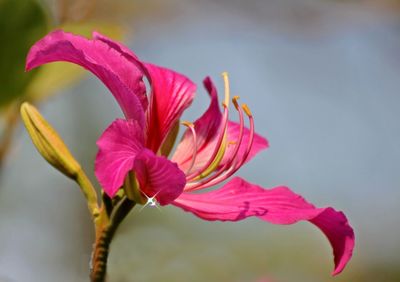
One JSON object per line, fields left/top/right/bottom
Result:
{"left": 186, "top": 103, "right": 255, "bottom": 190}
{"left": 235, "top": 104, "right": 255, "bottom": 167}
{"left": 242, "top": 103, "right": 252, "bottom": 117}
{"left": 232, "top": 95, "right": 240, "bottom": 110}
{"left": 196, "top": 134, "right": 227, "bottom": 179}
{"left": 185, "top": 96, "right": 245, "bottom": 191}
{"left": 185, "top": 109, "right": 228, "bottom": 181}
{"left": 181, "top": 121, "right": 198, "bottom": 175}
{"left": 185, "top": 74, "right": 232, "bottom": 181}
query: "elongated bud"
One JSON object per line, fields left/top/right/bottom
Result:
{"left": 20, "top": 102, "right": 81, "bottom": 179}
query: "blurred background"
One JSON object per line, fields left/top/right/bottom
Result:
{"left": 0, "top": 0, "right": 399, "bottom": 281}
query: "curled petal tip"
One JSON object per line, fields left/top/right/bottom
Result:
{"left": 173, "top": 178, "right": 355, "bottom": 275}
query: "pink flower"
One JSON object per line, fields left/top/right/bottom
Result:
{"left": 26, "top": 30, "right": 354, "bottom": 275}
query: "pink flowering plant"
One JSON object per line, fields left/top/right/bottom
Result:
{"left": 21, "top": 30, "right": 355, "bottom": 281}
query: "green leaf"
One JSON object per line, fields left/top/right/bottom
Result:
{"left": 0, "top": 0, "right": 49, "bottom": 107}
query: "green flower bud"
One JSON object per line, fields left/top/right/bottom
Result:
{"left": 20, "top": 102, "right": 80, "bottom": 179}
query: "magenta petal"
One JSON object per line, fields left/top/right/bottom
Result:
{"left": 95, "top": 119, "right": 144, "bottom": 197}
{"left": 91, "top": 31, "right": 148, "bottom": 110}
{"left": 134, "top": 149, "right": 186, "bottom": 205}
{"left": 144, "top": 63, "right": 196, "bottom": 152}
{"left": 92, "top": 31, "right": 140, "bottom": 59}
{"left": 172, "top": 77, "right": 222, "bottom": 171}
{"left": 173, "top": 77, "right": 268, "bottom": 172}
{"left": 26, "top": 30, "right": 146, "bottom": 124}
{"left": 223, "top": 120, "right": 269, "bottom": 164}
{"left": 173, "top": 177, "right": 354, "bottom": 275}
{"left": 308, "top": 207, "right": 355, "bottom": 275}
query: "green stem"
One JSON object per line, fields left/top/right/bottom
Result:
{"left": 90, "top": 226, "right": 113, "bottom": 282}
{"left": 90, "top": 197, "right": 135, "bottom": 282}
{"left": 75, "top": 169, "right": 99, "bottom": 218}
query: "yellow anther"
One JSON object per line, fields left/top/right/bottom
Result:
{"left": 181, "top": 121, "right": 194, "bottom": 127}
{"left": 232, "top": 96, "right": 240, "bottom": 109}
{"left": 242, "top": 104, "right": 252, "bottom": 117}
{"left": 221, "top": 72, "right": 230, "bottom": 108}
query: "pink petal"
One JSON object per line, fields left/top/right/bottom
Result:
{"left": 134, "top": 149, "right": 186, "bottom": 205}
{"left": 26, "top": 30, "right": 146, "bottom": 124}
{"left": 223, "top": 120, "right": 268, "bottom": 164}
{"left": 95, "top": 119, "right": 144, "bottom": 197}
{"left": 308, "top": 208, "right": 355, "bottom": 275}
{"left": 144, "top": 63, "right": 196, "bottom": 152}
{"left": 172, "top": 77, "right": 221, "bottom": 171}
{"left": 172, "top": 77, "right": 268, "bottom": 172}
{"left": 91, "top": 31, "right": 148, "bottom": 109}
{"left": 173, "top": 177, "right": 354, "bottom": 275}
{"left": 92, "top": 31, "right": 140, "bottom": 60}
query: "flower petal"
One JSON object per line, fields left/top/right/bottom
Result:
{"left": 91, "top": 31, "right": 148, "bottom": 109}
{"left": 173, "top": 177, "right": 354, "bottom": 275}
{"left": 172, "top": 77, "right": 221, "bottom": 171}
{"left": 144, "top": 63, "right": 196, "bottom": 152}
{"left": 172, "top": 77, "right": 268, "bottom": 173}
{"left": 26, "top": 30, "right": 146, "bottom": 124}
{"left": 95, "top": 119, "right": 144, "bottom": 197}
{"left": 223, "top": 120, "right": 268, "bottom": 164}
{"left": 134, "top": 149, "right": 186, "bottom": 205}
{"left": 308, "top": 207, "right": 355, "bottom": 275}
{"left": 92, "top": 31, "right": 140, "bottom": 59}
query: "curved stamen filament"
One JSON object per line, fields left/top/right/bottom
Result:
{"left": 236, "top": 104, "right": 254, "bottom": 168}
{"left": 185, "top": 96, "right": 245, "bottom": 191}
{"left": 181, "top": 121, "right": 198, "bottom": 175}
{"left": 185, "top": 72, "right": 231, "bottom": 181}
{"left": 185, "top": 110, "right": 227, "bottom": 181}
{"left": 187, "top": 103, "right": 255, "bottom": 190}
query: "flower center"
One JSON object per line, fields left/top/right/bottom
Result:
{"left": 183, "top": 73, "right": 255, "bottom": 191}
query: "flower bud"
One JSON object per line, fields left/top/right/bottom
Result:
{"left": 20, "top": 102, "right": 81, "bottom": 179}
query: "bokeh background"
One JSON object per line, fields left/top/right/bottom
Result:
{"left": 1, "top": 0, "right": 399, "bottom": 281}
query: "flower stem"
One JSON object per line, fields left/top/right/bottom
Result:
{"left": 90, "top": 226, "right": 113, "bottom": 282}
{"left": 75, "top": 169, "right": 99, "bottom": 218}
{"left": 90, "top": 197, "right": 135, "bottom": 282}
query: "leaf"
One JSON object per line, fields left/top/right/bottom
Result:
{"left": 0, "top": 0, "right": 48, "bottom": 107}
